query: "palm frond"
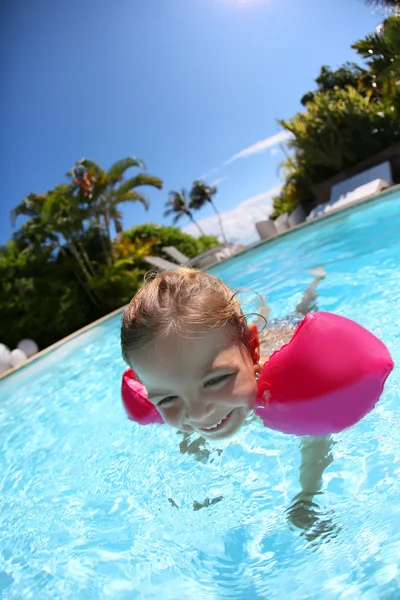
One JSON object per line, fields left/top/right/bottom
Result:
{"left": 167, "top": 190, "right": 188, "bottom": 212}
{"left": 75, "top": 158, "right": 103, "bottom": 172}
{"left": 172, "top": 213, "right": 184, "bottom": 225}
{"left": 10, "top": 193, "right": 46, "bottom": 225}
{"left": 116, "top": 174, "right": 163, "bottom": 197}
{"left": 107, "top": 157, "right": 146, "bottom": 184}
{"left": 189, "top": 180, "right": 217, "bottom": 210}
{"left": 114, "top": 191, "right": 149, "bottom": 210}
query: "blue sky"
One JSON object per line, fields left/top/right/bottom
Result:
{"left": 0, "top": 0, "right": 382, "bottom": 245}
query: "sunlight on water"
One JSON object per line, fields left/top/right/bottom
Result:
{"left": 1, "top": 190, "right": 400, "bottom": 599}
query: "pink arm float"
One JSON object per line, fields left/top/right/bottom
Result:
{"left": 121, "top": 312, "right": 394, "bottom": 436}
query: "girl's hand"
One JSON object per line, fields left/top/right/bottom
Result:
{"left": 286, "top": 491, "right": 340, "bottom": 543}
{"left": 286, "top": 491, "right": 321, "bottom": 530}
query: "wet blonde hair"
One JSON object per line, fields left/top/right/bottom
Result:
{"left": 121, "top": 267, "right": 251, "bottom": 365}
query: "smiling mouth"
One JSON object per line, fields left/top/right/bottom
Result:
{"left": 199, "top": 410, "right": 234, "bottom": 433}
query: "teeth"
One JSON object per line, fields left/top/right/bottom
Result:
{"left": 203, "top": 418, "right": 224, "bottom": 430}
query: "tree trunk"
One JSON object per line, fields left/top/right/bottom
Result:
{"left": 190, "top": 215, "right": 206, "bottom": 237}
{"left": 94, "top": 221, "right": 112, "bottom": 267}
{"left": 75, "top": 237, "right": 97, "bottom": 277}
{"left": 102, "top": 208, "right": 114, "bottom": 266}
{"left": 65, "top": 239, "right": 109, "bottom": 311}
{"left": 67, "top": 239, "right": 93, "bottom": 283}
{"left": 210, "top": 200, "right": 228, "bottom": 245}
{"left": 58, "top": 245, "right": 104, "bottom": 312}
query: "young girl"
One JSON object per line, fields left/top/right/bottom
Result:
{"left": 121, "top": 267, "right": 333, "bottom": 534}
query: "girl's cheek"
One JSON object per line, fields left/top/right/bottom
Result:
{"left": 162, "top": 406, "right": 184, "bottom": 428}
{"left": 230, "top": 378, "right": 257, "bottom": 404}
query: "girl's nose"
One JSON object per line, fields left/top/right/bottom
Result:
{"left": 184, "top": 395, "right": 214, "bottom": 424}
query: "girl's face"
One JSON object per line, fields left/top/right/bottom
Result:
{"left": 131, "top": 323, "right": 260, "bottom": 440}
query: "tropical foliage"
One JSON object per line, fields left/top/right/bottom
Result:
{"left": 164, "top": 189, "right": 206, "bottom": 236}
{"left": 300, "top": 62, "right": 369, "bottom": 106}
{"left": 1, "top": 159, "right": 218, "bottom": 351}
{"left": 271, "top": 16, "right": 400, "bottom": 217}
{"left": 11, "top": 157, "right": 163, "bottom": 311}
{"left": 121, "top": 223, "right": 218, "bottom": 262}
{"left": 0, "top": 238, "right": 93, "bottom": 350}
{"left": 189, "top": 180, "right": 228, "bottom": 244}
{"left": 165, "top": 180, "right": 228, "bottom": 243}
{"left": 352, "top": 15, "right": 400, "bottom": 96}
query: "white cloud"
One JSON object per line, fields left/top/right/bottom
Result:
{"left": 197, "top": 167, "right": 220, "bottom": 181}
{"left": 223, "top": 131, "right": 292, "bottom": 166}
{"left": 184, "top": 185, "right": 280, "bottom": 245}
{"left": 210, "top": 176, "right": 228, "bottom": 187}
{"left": 198, "top": 130, "right": 291, "bottom": 182}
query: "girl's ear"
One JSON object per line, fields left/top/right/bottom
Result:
{"left": 247, "top": 322, "right": 260, "bottom": 365}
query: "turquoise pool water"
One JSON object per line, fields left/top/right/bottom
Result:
{"left": 1, "top": 190, "right": 400, "bottom": 599}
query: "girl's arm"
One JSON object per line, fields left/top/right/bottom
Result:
{"left": 286, "top": 436, "right": 334, "bottom": 532}
{"left": 298, "top": 435, "right": 334, "bottom": 496}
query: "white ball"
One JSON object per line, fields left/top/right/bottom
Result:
{"left": 17, "top": 339, "right": 39, "bottom": 358}
{"left": 0, "top": 343, "right": 10, "bottom": 365}
{"left": 10, "top": 349, "right": 28, "bottom": 368}
{"left": 0, "top": 362, "right": 10, "bottom": 375}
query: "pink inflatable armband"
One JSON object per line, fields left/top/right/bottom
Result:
{"left": 121, "top": 312, "right": 394, "bottom": 435}
{"left": 121, "top": 368, "right": 164, "bottom": 425}
{"left": 255, "top": 312, "right": 393, "bottom": 435}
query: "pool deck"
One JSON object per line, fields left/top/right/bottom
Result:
{"left": 1, "top": 182, "right": 399, "bottom": 383}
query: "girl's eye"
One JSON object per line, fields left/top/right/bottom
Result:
{"left": 204, "top": 374, "right": 232, "bottom": 388}
{"left": 158, "top": 396, "right": 177, "bottom": 408}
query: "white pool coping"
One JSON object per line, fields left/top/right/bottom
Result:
{"left": 1, "top": 182, "right": 399, "bottom": 383}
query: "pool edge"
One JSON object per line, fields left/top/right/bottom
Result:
{"left": 206, "top": 183, "right": 400, "bottom": 271}
{"left": 0, "top": 304, "right": 126, "bottom": 383}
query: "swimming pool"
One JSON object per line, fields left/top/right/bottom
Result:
{"left": 1, "top": 189, "right": 400, "bottom": 599}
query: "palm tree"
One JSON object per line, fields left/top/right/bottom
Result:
{"left": 70, "top": 157, "right": 163, "bottom": 258}
{"left": 11, "top": 186, "right": 108, "bottom": 310}
{"left": 11, "top": 156, "right": 164, "bottom": 310}
{"left": 189, "top": 180, "right": 228, "bottom": 244}
{"left": 352, "top": 16, "right": 400, "bottom": 96}
{"left": 164, "top": 190, "right": 206, "bottom": 237}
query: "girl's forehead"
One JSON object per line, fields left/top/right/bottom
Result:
{"left": 150, "top": 327, "right": 237, "bottom": 362}
{"left": 132, "top": 327, "right": 244, "bottom": 383}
